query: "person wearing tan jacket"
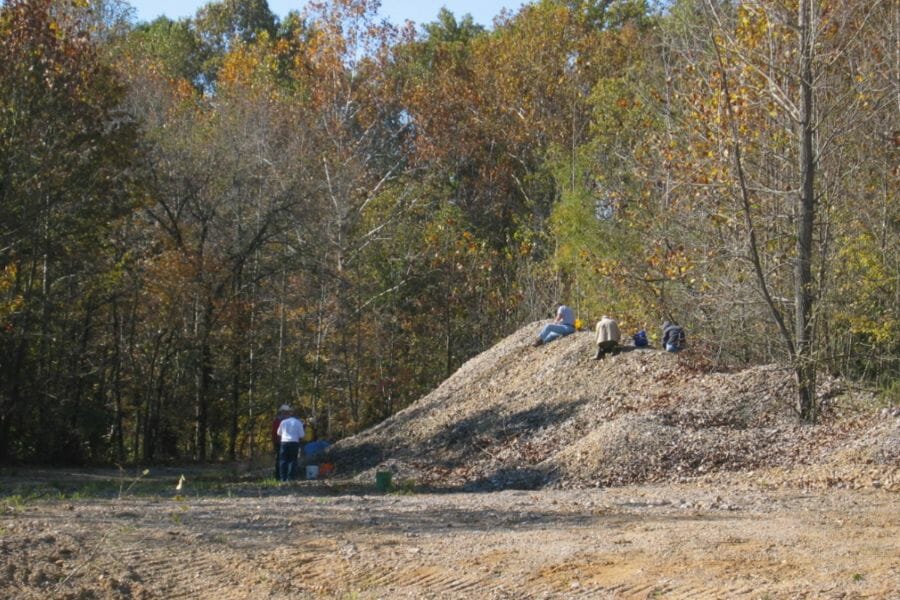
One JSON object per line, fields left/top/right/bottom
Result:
{"left": 594, "top": 315, "right": 621, "bottom": 360}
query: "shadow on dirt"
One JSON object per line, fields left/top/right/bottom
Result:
{"left": 125, "top": 494, "right": 736, "bottom": 545}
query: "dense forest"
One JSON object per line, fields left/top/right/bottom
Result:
{"left": 0, "top": 0, "right": 896, "bottom": 465}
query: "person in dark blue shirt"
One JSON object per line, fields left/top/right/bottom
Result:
{"left": 662, "top": 321, "right": 686, "bottom": 352}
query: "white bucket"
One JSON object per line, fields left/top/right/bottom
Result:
{"left": 305, "top": 465, "right": 319, "bottom": 480}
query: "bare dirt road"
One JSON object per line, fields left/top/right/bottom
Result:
{"left": 1, "top": 469, "right": 897, "bottom": 599}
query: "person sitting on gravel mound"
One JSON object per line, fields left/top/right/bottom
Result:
{"left": 662, "top": 320, "right": 686, "bottom": 352}
{"left": 533, "top": 304, "right": 576, "bottom": 346}
{"left": 594, "top": 315, "right": 621, "bottom": 359}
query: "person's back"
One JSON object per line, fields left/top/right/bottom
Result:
{"left": 278, "top": 416, "right": 304, "bottom": 443}
{"left": 594, "top": 315, "right": 621, "bottom": 359}
{"left": 662, "top": 321, "right": 686, "bottom": 352}
{"left": 596, "top": 316, "right": 620, "bottom": 343}
{"left": 271, "top": 404, "right": 290, "bottom": 479}
{"left": 557, "top": 305, "right": 575, "bottom": 327}
{"left": 533, "top": 304, "right": 577, "bottom": 346}
{"left": 276, "top": 411, "right": 305, "bottom": 481}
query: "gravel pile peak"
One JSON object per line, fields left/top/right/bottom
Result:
{"left": 327, "top": 321, "right": 899, "bottom": 491}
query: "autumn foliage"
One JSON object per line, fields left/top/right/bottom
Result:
{"left": 0, "top": 0, "right": 896, "bottom": 464}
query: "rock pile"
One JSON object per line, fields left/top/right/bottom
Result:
{"left": 326, "top": 322, "right": 899, "bottom": 491}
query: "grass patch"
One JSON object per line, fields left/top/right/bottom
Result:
{"left": 0, "top": 464, "right": 355, "bottom": 503}
{"left": 878, "top": 378, "right": 899, "bottom": 406}
{"left": 2, "top": 494, "right": 28, "bottom": 514}
{"left": 1, "top": 484, "right": 66, "bottom": 509}
{"left": 389, "top": 478, "right": 419, "bottom": 495}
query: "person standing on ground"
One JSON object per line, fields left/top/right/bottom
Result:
{"left": 271, "top": 404, "right": 289, "bottom": 479}
{"left": 304, "top": 417, "right": 331, "bottom": 462}
{"left": 594, "top": 315, "right": 621, "bottom": 359}
{"left": 276, "top": 407, "right": 305, "bottom": 482}
{"left": 662, "top": 321, "right": 686, "bottom": 352}
{"left": 302, "top": 416, "right": 316, "bottom": 458}
{"left": 533, "top": 305, "right": 576, "bottom": 346}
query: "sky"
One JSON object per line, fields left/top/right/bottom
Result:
{"left": 127, "top": 1, "right": 520, "bottom": 29}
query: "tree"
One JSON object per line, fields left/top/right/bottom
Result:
{"left": 548, "top": 0, "right": 661, "bottom": 328}
{"left": 0, "top": 0, "right": 138, "bottom": 461}
{"left": 646, "top": 0, "right": 897, "bottom": 419}
{"left": 193, "top": 0, "right": 277, "bottom": 86}
{"left": 120, "top": 16, "right": 204, "bottom": 83}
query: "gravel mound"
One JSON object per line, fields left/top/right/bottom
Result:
{"left": 325, "top": 321, "right": 899, "bottom": 491}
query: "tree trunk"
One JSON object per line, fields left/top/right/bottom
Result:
{"left": 229, "top": 349, "right": 240, "bottom": 461}
{"left": 796, "top": 0, "right": 817, "bottom": 422}
{"left": 111, "top": 300, "right": 126, "bottom": 462}
{"left": 194, "top": 299, "right": 213, "bottom": 461}
{"left": 444, "top": 275, "right": 452, "bottom": 379}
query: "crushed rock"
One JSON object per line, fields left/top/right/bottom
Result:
{"left": 327, "top": 322, "right": 899, "bottom": 492}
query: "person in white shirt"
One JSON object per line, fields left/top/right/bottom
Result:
{"left": 276, "top": 407, "right": 305, "bottom": 482}
{"left": 271, "top": 404, "right": 290, "bottom": 479}
{"left": 533, "top": 305, "right": 576, "bottom": 347}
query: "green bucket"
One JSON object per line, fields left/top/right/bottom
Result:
{"left": 375, "top": 470, "right": 392, "bottom": 492}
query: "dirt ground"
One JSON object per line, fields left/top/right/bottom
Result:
{"left": 3, "top": 328, "right": 897, "bottom": 598}
{"left": 1, "top": 468, "right": 897, "bottom": 599}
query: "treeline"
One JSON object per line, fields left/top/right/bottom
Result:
{"left": 1, "top": 0, "right": 896, "bottom": 464}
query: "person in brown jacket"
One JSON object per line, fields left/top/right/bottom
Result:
{"left": 594, "top": 315, "right": 621, "bottom": 360}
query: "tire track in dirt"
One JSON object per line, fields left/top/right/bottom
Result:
{"left": 144, "top": 553, "right": 231, "bottom": 598}
{"left": 81, "top": 526, "right": 262, "bottom": 599}
{"left": 4, "top": 478, "right": 897, "bottom": 599}
{"left": 522, "top": 555, "right": 766, "bottom": 600}
{"left": 514, "top": 580, "right": 757, "bottom": 599}
{"left": 360, "top": 564, "right": 486, "bottom": 595}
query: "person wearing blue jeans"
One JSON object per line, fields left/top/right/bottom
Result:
{"left": 533, "top": 305, "right": 576, "bottom": 346}
{"left": 662, "top": 321, "right": 686, "bottom": 352}
{"left": 276, "top": 407, "right": 305, "bottom": 481}
{"left": 271, "top": 404, "right": 289, "bottom": 479}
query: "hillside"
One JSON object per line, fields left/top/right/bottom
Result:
{"left": 327, "top": 321, "right": 899, "bottom": 491}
